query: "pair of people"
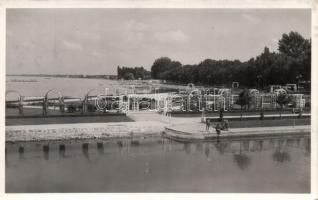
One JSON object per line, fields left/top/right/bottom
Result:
{"left": 206, "top": 119, "right": 222, "bottom": 136}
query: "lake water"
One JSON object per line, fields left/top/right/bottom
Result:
{"left": 6, "top": 136, "right": 310, "bottom": 193}
{"left": 6, "top": 76, "right": 123, "bottom": 98}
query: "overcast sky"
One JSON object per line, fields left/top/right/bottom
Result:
{"left": 6, "top": 9, "right": 311, "bottom": 75}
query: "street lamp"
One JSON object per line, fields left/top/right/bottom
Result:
{"left": 213, "top": 88, "right": 217, "bottom": 111}
{"left": 257, "top": 75, "right": 262, "bottom": 90}
{"left": 296, "top": 74, "right": 303, "bottom": 91}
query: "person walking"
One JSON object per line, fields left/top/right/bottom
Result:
{"left": 206, "top": 118, "right": 212, "bottom": 131}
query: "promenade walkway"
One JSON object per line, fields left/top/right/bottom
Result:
{"left": 5, "top": 112, "right": 311, "bottom": 142}
{"left": 166, "top": 122, "right": 310, "bottom": 140}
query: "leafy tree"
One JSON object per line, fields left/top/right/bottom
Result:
{"left": 123, "top": 72, "right": 135, "bottom": 80}
{"left": 278, "top": 31, "right": 310, "bottom": 58}
{"left": 118, "top": 66, "right": 150, "bottom": 80}
{"left": 151, "top": 57, "right": 172, "bottom": 79}
{"left": 236, "top": 89, "right": 251, "bottom": 120}
{"left": 276, "top": 93, "right": 291, "bottom": 118}
{"left": 147, "top": 31, "right": 310, "bottom": 87}
{"left": 279, "top": 31, "right": 311, "bottom": 81}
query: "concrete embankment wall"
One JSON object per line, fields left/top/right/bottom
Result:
{"left": 6, "top": 121, "right": 166, "bottom": 142}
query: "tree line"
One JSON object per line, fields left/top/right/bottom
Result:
{"left": 150, "top": 31, "right": 311, "bottom": 88}
{"left": 117, "top": 31, "right": 310, "bottom": 89}
{"left": 117, "top": 66, "right": 151, "bottom": 80}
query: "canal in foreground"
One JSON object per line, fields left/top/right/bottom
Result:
{"left": 6, "top": 135, "right": 310, "bottom": 193}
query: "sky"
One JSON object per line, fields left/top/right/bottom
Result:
{"left": 6, "top": 9, "right": 311, "bottom": 75}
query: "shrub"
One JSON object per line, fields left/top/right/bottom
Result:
{"left": 67, "top": 104, "right": 77, "bottom": 113}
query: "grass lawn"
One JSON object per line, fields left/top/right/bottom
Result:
{"left": 6, "top": 115, "right": 134, "bottom": 126}
{"left": 223, "top": 118, "right": 310, "bottom": 128}
{"left": 172, "top": 110, "right": 310, "bottom": 118}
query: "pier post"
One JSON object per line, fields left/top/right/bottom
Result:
{"left": 18, "top": 96, "right": 24, "bottom": 116}
{"left": 42, "top": 97, "right": 48, "bottom": 116}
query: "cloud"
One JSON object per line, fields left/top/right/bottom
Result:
{"left": 242, "top": 13, "right": 261, "bottom": 24}
{"left": 62, "top": 40, "right": 83, "bottom": 51}
{"left": 154, "top": 29, "right": 189, "bottom": 43}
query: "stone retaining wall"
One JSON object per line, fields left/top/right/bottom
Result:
{"left": 6, "top": 121, "right": 166, "bottom": 142}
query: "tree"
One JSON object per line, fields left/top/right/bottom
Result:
{"left": 123, "top": 72, "right": 135, "bottom": 80}
{"left": 117, "top": 66, "right": 151, "bottom": 80}
{"left": 276, "top": 92, "right": 291, "bottom": 119}
{"left": 147, "top": 31, "right": 310, "bottom": 86}
{"left": 278, "top": 31, "right": 311, "bottom": 81}
{"left": 236, "top": 89, "right": 251, "bottom": 120}
{"left": 278, "top": 31, "right": 310, "bottom": 58}
{"left": 151, "top": 57, "right": 172, "bottom": 79}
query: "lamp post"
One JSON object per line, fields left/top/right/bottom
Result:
{"left": 296, "top": 74, "right": 302, "bottom": 91}
{"left": 257, "top": 75, "right": 262, "bottom": 90}
{"left": 213, "top": 88, "right": 217, "bottom": 111}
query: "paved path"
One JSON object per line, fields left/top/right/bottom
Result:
{"left": 203, "top": 113, "right": 310, "bottom": 120}
{"left": 165, "top": 122, "right": 310, "bottom": 141}
{"left": 6, "top": 112, "right": 311, "bottom": 142}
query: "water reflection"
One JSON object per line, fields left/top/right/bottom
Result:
{"left": 304, "top": 138, "right": 310, "bottom": 157}
{"left": 243, "top": 140, "right": 250, "bottom": 151}
{"left": 82, "top": 143, "right": 91, "bottom": 163}
{"left": 117, "top": 141, "right": 124, "bottom": 148}
{"left": 183, "top": 143, "right": 191, "bottom": 155}
{"left": 214, "top": 141, "right": 228, "bottom": 155}
{"left": 233, "top": 154, "right": 251, "bottom": 170}
{"left": 296, "top": 138, "right": 301, "bottom": 148}
{"left": 5, "top": 135, "right": 311, "bottom": 193}
{"left": 97, "top": 142, "right": 104, "bottom": 155}
{"left": 272, "top": 139, "right": 291, "bottom": 164}
{"left": 272, "top": 151, "right": 291, "bottom": 164}
{"left": 43, "top": 145, "right": 49, "bottom": 160}
{"left": 196, "top": 143, "right": 203, "bottom": 154}
{"left": 259, "top": 140, "right": 263, "bottom": 151}
{"left": 18, "top": 146, "right": 25, "bottom": 160}
{"left": 144, "top": 161, "right": 150, "bottom": 175}
{"left": 232, "top": 141, "right": 251, "bottom": 170}
{"left": 204, "top": 145, "right": 210, "bottom": 158}
{"left": 59, "top": 144, "right": 66, "bottom": 159}
{"left": 7, "top": 136, "right": 310, "bottom": 167}
{"left": 131, "top": 140, "right": 140, "bottom": 147}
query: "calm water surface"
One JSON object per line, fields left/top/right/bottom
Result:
{"left": 6, "top": 136, "right": 310, "bottom": 193}
{"left": 6, "top": 76, "right": 121, "bottom": 97}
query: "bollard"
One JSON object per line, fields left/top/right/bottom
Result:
{"left": 219, "top": 108, "right": 224, "bottom": 122}
{"left": 215, "top": 123, "right": 221, "bottom": 136}
{"left": 298, "top": 108, "right": 303, "bottom": 118}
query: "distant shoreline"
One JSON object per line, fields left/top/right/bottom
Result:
{"left": 6, "top": 74, "right": 118, "bottom": 80}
